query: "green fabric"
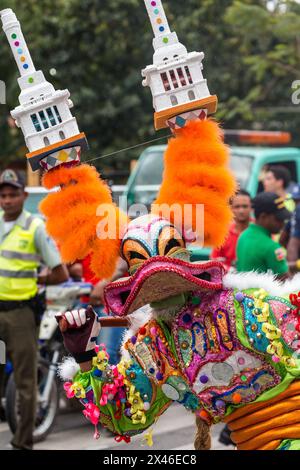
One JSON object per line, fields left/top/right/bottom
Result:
{"left": 150, "top": 293, "right": 186, "bottom": 310}
{"left": 225, "top": 288, "right": 300, "bottom": 417}
{"left": 102, "top": 386, "right": 171, "bottom": 436}
{"left": 74, "top": 361, "right": 172, "bottom": 436}
{"left": 236, "top": 223, "right": 288, "bottom": 274}
{"left": 277, "top": 439, "right": 300, "bottom": 450}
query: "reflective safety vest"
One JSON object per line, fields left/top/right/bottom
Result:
{"left": 0, "top": 213, "right": 42, "bottom": 301}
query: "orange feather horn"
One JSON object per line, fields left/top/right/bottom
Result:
{"left": 40, "top": 164, "right": 128, "bottom": 280}
{"left": 153, "top": 119, "right": 236, "bottom": 248}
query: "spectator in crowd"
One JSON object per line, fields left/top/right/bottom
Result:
{"left": 287, "top": 184, "right": 300, "bottom": 273}
{"left": 236, "top": 192, "right": 291, "bottom": 281}
{"left": 0, "top": 169, "right": 68, "bottom": 449}
{"left": 263, "top": 165, "right": 295, "bottom": 212}
{"left": 210, "top": 190, "right": 252, "bottom": 271}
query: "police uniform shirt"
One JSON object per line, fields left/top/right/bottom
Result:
{"left": 236, "top": 223, "right": 288, "bottom": 275}
{"left": 0, "top": 210, "right": 62, "bottom": 269}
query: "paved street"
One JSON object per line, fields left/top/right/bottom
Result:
{"left": 0, "top": 403, "right": 233, "bottom": 451}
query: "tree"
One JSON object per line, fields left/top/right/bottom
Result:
{"left": 223, "top": 0, "right": 300, "bottom": 138}
{"left": 0, "top": 0, "right": 299, "bottom": 176}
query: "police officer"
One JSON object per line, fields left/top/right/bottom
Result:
{"left": 0, "top": 169, "right": 68, "bottom": 449}
{"left": 236, "top": 192, "right": 291, "bottom": 281}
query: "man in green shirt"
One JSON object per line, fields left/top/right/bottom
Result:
{"left": 236, "top": 192, "right": 291, "bottom": 280}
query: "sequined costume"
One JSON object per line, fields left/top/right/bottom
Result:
{"left": 38, "top": 112, "right": 300, "bottom": 451}
{"left": 57, "top": 213, "right": 300, "bottom": 451}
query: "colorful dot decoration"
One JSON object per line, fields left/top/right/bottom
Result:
{"left": 28, "top": 77, "right": 34, "bottom": 84}
{"left": 11, "top": 34, "right": 30, "bottom": 71}
{"left": 200, "top": 375, "right": 209, "bottom": 384}
{"left": 148, "top": 1, "right": 169, "bottom": 43}
{"left": 232, "top": 393, "right": 242, "bottom": 404}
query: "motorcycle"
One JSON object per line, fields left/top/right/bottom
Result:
{"left": 4, "top": 281, "right": 92, "bottom": 443}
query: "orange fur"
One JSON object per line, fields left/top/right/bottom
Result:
{"left": 40, "top": 119, "right": 235, "bottom": 277}
{"left": 153, "top": 119, "right": 236, "bottom": 248}
{"left": 40, "top": 164, "right": 128, "bottom": 280}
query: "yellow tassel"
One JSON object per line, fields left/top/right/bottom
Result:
{"left": 142, "top": 428, "right": 154, "bottom": 447}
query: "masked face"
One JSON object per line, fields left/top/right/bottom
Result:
{"left": 121, "top": 215, "right": 188, "bottom": 274}
{"left": 104, "top": 214, "right": 224, "bottom": 317}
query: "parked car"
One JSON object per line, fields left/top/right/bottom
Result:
{"left": 122, "top": 131, "right": 300, "bottom": 260}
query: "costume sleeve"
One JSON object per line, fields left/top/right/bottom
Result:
{"left": 63, "top": 320, "right": 197, "bottom": 440}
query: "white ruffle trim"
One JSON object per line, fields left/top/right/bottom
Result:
{"left": 57, "top": 356, "right": 80, "bottom": 381}
{"left": 223, "top": 271, "right": 300, "bottom": 296}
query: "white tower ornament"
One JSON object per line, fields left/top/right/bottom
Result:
{"left": 142, "top": 0, "right": 217, "bottom": 130}
{"left": 1, "top": 9, "right": 87, "bottom": 171}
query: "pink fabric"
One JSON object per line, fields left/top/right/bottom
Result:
{"left": 104, "top": 257, "right": 224, "bottom": 316}
{"left": 269, "top": 300, "right": 299, "bottom": 350}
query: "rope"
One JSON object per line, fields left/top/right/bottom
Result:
{"left": 82, "top": 134, "right": 172, "bottom": 164}
{"left": 194, "top": 416, "right": 211, "bottom": 450}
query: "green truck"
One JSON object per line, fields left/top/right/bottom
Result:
{"left": 122, "top": 133, "right": 300, "bottom": 260}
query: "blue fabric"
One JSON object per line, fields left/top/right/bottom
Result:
{"left": 125, "top": 361, "right": 153, "bottom": 402}
{"left": 242, "top": 297, "right": 269, "bottom": 352}
{"left": 291, "top": 205, "right": 300, "bottom": 239}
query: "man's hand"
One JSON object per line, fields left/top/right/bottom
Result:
{"left": 56, "top": 306, "right": 101, "bottom": 364}
{"left": 38, "top": 267, "right": 49, "bottom": 285}
{"left": 38, "top": 264, "right": 69, "bottom": 285}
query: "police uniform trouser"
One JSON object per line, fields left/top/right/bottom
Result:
{"left": 0, "top": 306, "right": 37, "bottom": 449}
